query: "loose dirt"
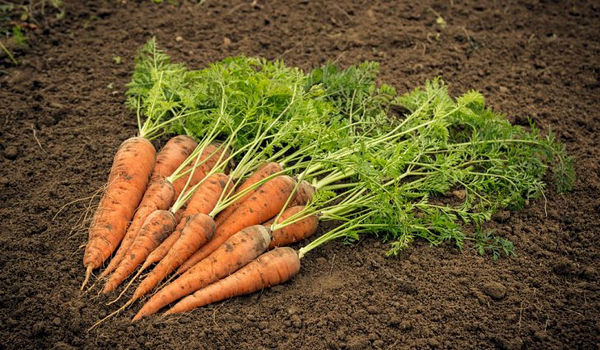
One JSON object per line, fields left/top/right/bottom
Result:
{"left": 1, "top": 1, "right": 598, "bottom": 348}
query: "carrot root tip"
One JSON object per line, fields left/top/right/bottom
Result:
{"left": 81, "top": 265, "right": 93, "bottom": 291}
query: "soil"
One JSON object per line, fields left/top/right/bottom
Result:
{"left": 1, "top": 0, "right": 599, "bottom": 348}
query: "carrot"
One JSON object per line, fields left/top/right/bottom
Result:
{"left": 142, "top": 173, "right": 229, "bottom": 268}
{"left": 214, "top": 162, "right": 283, "bottom": 226}
{"left": 164, "top": 247, "right": 300, "bottom": 315}
{"left": 132, "top": 225, "right": 271, "bottom": 321}
{"left": 289, "top": 180, "right": 316, "bottom": 206}
{"left": 82, "top": 137, "right": 155, "bottom": 288}
{"left": 181, "top": 173, "right": 231, "bottom": 217}
{"left": 265, "top": 206, "right": 319, "bottom": 248}
{"left": 102, "top": 210, "right": 176, "bottom": 294}
{"left": 99, "top": 177, "right": 175, "bottom": 278}
{"left": 151, "top": 135, "right": 197, "bottom": 180}
{"left": 171, "top": 143, "right": 230, "bottom": 197}
{"left": 176, "top": 175, "right": 296, "bottom": 274}
{"left": 131, "top": 213, "right": 215, "bottom": 301}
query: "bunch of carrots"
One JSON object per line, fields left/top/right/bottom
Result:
{"left": 82, "top": 39, "right": 573, "bottom": 328}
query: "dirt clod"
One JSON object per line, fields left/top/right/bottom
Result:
{"left": 3, "top": 146, "right": 18, "bottom": 160}
{"left": 482, "top": 282, "right": 507, "bottom": 300}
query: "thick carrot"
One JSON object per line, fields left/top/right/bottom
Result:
{"left": 176, "top": 175, "right": 296, "bottom": 275}
{"left": 99, "top": 177, "right": 175, "bottom": 278}
{"left": 214, "top": 162, "right": 283, "bottom": 226}
{"left": 171, "top": 143, "right": 229, "bottom": 197}
{"left": 151, "top": 135, "right": 197, "bottom": 180}
{"left": 143, "top": 173, "right": 229, "bottom": 268}
{"left": 289, "top": 180, "right": 315, "bottom": 206}
{"left": 164, "top": 247, "right": 300, "bottom": 315}
{"left": 82, "top": 137, "right": 155, "bottom": 287}
{"left": 264, "top": 206, "right": 319, "bottom": 248}
{"left": 102, "top": 210, "right": 176, "bottom": 294}
{"left": 132, "top": 213, "right": 215, "bottom": 301}
{"left": 132, "top": 225, "right": 271, "bottom": 321}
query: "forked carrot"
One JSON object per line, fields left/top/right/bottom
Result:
{"left": 102, "top": 210, "right": 176, "bottom": 294}
{"left": 82, "top": 137, "right": 155, "bottom": 288}
{"left": 100, "top": 177, "right": 175, "bottom": 278}
{"left": 132, "top": 213, "right": 215, "bottom": 301}
{"left": 264, "top": 206, "right": 319, "bottom": 248}
{"left": 176, "top": 175, "right": 296, "bottom": 274}
{"left": 132, "top": 225, "right": 272, "bottom": 321}
{"left": 143, "top": 173, "right": 229, "bottom": 268}
{"left": 214, "top": 162, "right": 283, "bottom": 226}
{"left": 151, "top": 135, "right": 197, "bottom": 180}
{"left": 164, "top": 247, "right": 300, "bottom": 315}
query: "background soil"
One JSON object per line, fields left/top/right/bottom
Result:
{"left": 1, "top": 0, "right": 599, "bottom": 348}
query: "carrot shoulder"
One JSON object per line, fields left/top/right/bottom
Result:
{"left": 165, "top": 247, "right": 300, "bottom": 315}
{"left": 177, "top": 175, "right": 296, "bottom": 274}
{"left": 214, "top": 162, "right": 283, "bottom": 226}
{"left": 265, "top": 206, "right": 319, "bottom": 248}
{"left": 289, "top": 180, "right": 316, "bottom": 206}
{"left": 171, "top": 143, "right": 230, "bottom": 198}
{"left": 132, "top": 225, "right": 271, "bottom": 321}
{"left": 151, "top": 135, "right": 197, "bottom": 181}
{"left": 102, "top": 210, "right": 176, "bottom": 294}
{"left": 83, "top": 137, "right": 155, "bottom": 285}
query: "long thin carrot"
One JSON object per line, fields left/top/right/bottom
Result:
{"left": 132, "top": 213, "right": 215, "bottom": 301}
{"left": 214, "top": 162, "right": 283, "bottom": 226}
{"left": 151, "top": 135, "right": 197, "bottom": 181}
{"left": 143, "top": 173, "right": 229, "bottom": 268}
{"left": 164, "top": 247, "right": 300, "bottom": 315}
{"left": 176, "top": 175, "right": 296, "bottom": 274}
{"left": 264, "top": 206, "right": 319, "bottom": 248}
{"left": 82, "top": 137, "right": 155, "bottom": 288}
{"left": 132, "top": 225, "right": 272, "bottom": 321}
{"left": 102, "top": 210, "right": 176, "bottom": 294}
{"left": 99, "top": 177, "right": 175, "bottom": 278}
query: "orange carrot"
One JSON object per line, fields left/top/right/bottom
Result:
{"left": 143, "top": 173, "right": 229, "bottom": 268}
{"left": 289, "top": 180, "right": 315, "bottom": 206}
{"left": 151, "top": 135, "right": 197, "bottom": 180}
{"left": 100, "top": 177, "right": 175, "bottom": 278}
{"left": 264, "top": 206, "right": 319, "bottom": 248}
{"left": 214, "top": 162, "right": 283, "bottom": 226}
{"left": 102, "top": 210, "right": 176, "bottom": 294}
{"left": 171, "top": 143, "right": 230, "bottom": 198}
{"left": 164, "top": 247, "right": 300, "bottom": 315}
{"left": 132, "top": 225, "right": 271, "bottom": 321}
{"left": 176, "top": 175, "right": 295, "bottom": 275}
{"left": 132, "top": 213, "right": 215, "bottom": 301}
{"left": 82, "top": 137, "right": 155, "bottom": 287}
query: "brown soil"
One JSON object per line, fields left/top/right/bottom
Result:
{"left": 1, "top": 0, "right": 599, "bottom": 348}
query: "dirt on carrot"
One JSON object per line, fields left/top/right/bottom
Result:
{"left": 133, "top": 225, "right": 272, "bottom": 321}
{"left": 1, "top": 1, "right": 598, "bottom": 349}
{"left": 177, "top": 175, "right": 296, "bottom": 274}
{"left": 82, "top": 137, "right": 156, "bottom": 287}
